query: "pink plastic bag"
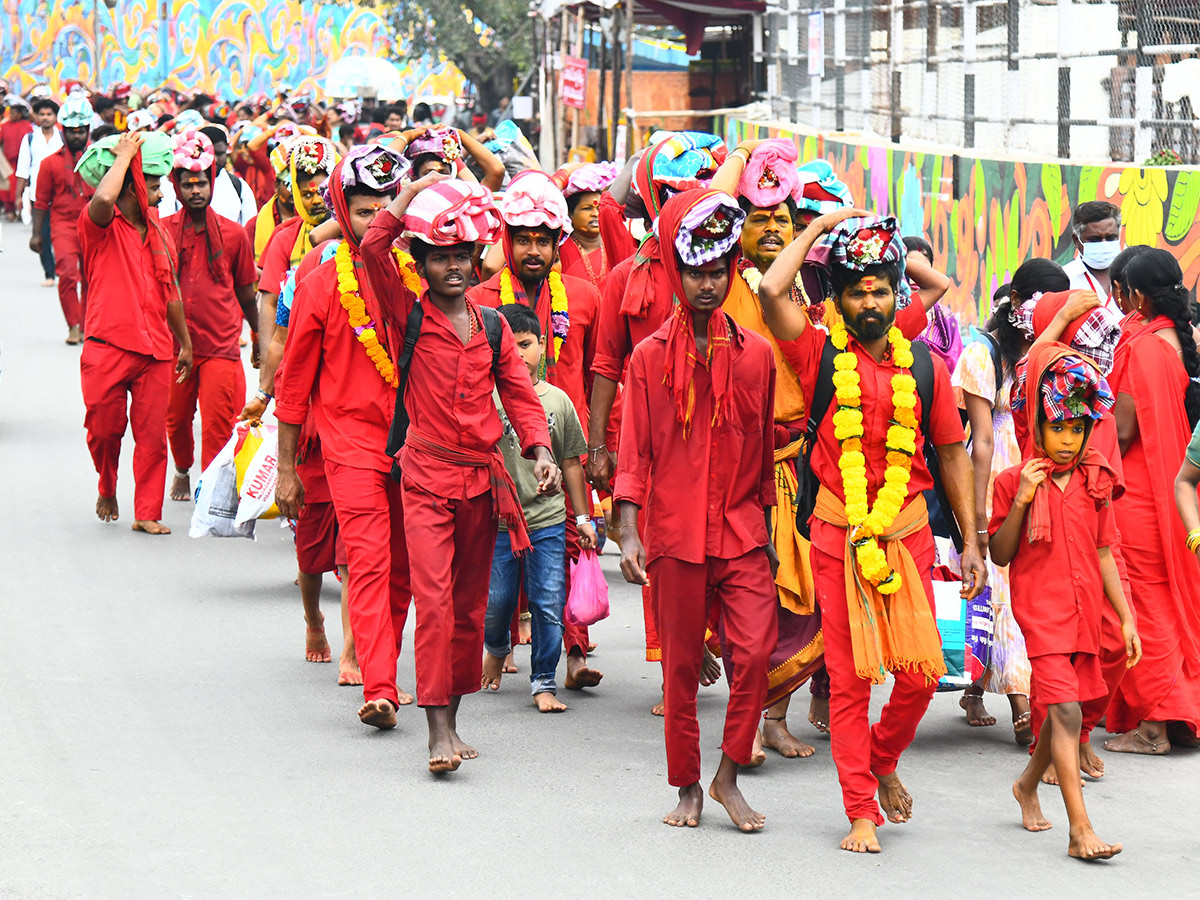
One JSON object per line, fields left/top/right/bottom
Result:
{"left": 565, "top": 550, "right": 610, "bottom": 627}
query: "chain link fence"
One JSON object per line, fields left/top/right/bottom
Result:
{"left": 754, "top": 0, "right": 1200, "bottom": 164}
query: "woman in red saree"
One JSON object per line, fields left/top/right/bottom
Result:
{"left": 1104, "top": 248, "right": 1200, "bottom": 753}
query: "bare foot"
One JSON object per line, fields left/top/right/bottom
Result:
{"left": 132, "top": 520, "right": 171, "bottom": 534}
{"left": 337, "top": 660, "right": 363, "bottom": 685}
{"left": 700, "top": 647, "right": 722, "bottom": 686}
{"left": 428, "top": 735, "right": 462, "bottom": 773}
{"left": 960, "top": 690, "right": 996, "bottom": 726}
{"left": 397, "top": 688, "right": 414, "bottom": 705}
{"left": 762, "top": 716, "right": 816, "bottom": 758}
{"left": 450, "top": 731, "right": 477, "bottom": 761}
{"left": 534, "top": 691, "right": 567, "bottom": 712}
{"left": 1041, "top": 762, "right": 1085, "bottom": 787}
{"left": 1013, "top": 711, "right": 1034, "bottom": 746}
{"left": 708, "top": 778, "right": 765, "bottom": 831}
{"left": 96, "top": 495, "right": 119, "bottom": 523}
{"left": 663, "top": 783, "right": 703, "bottom": 827}
{"left": 1068, "top": 825, "right": 1122, "bottom": 860}
{"left": 66, "top": 324, "right": 83, "bottom": 345}
{"left": 587, "top": 641, "right": 598, "bottom": 653}
{"left": 358, "top": 698, "right": 397, "bottom": 730}
{"left": 305, "top": 626, "right": 331, "bottom": 663}
{"left": 503, "top": 652, "right": 518, "bottom": 674}
{"left": 170, "top": 472, "right": 191, "bottom": 502}
{"left": 651, "top": 691, "right": 665, "bottom": 717}
{"left": 840, "top": 818, "right": 881, "bottom": 853}
{"left": 744, "top": 728, "right": 766, "bottom": 768}
{"left": 481, "top": 653, "right": 505, "bottom": 691}
{"left": 564, "top": 651, "right": 603, "bottom": 689}
{"left": 1079, "top": 741, "right": 1105, "bottom": 778}
{"left": 875, "top": 771, "right": 912, "bottom": 824}
{"left": 518, "top": 615, "right": 531, "bottom": 644}
{"left": 1103, "top": 725, "right": 1170, "bottom": 755}
{"left": 809, "top": 694, "right": 829, "bottom": 733}
{"left": 1012, "top": 780, "right": 1052, "bottom": 831}
{"left": 41, "top": 277, "right": 55, "bottom": 287}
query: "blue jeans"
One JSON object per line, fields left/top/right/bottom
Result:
{"left": 39, "top": 213, "right": 55, "bottom": 279}
{"left": 484, "top": 522, "right": 567, "bottom": 695}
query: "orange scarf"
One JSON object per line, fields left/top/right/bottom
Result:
{"left": 814, "top": 487, "right": 945, "bottom": 685}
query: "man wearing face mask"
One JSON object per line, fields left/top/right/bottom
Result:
{"left": 1063, "top": 201, "right": 1122, "bottom": 308}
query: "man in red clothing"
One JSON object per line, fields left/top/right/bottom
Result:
{"left": 361, "top": 177, "right": 559, "bottom": 773}
{"left": 76, "top": 131, "right": 194, "bottom": 534}
{"left": 162, "top": 130, "right": 258, "bottom": 500}
{"left": 1, "top": 95, "right": 33, "bottom": 221}
{"left": 468, "top": 170, "right": 603, "bottom": 690}
{"left": 274, "top": 144, "right": 415, "bottom": 728}
{"left": 32, "top": 93, "right": 94, "bottom": 344}
{"left": 616, "top": 188, "right": 779, "bottom": 832}
{"left": 756, "top": 213, "right": 985, "bottom": 853}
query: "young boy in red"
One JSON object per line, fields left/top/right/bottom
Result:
{"left": 615, "top": 189, "right": 779, "bottom": 832}
{"left": 162, "top": 130, "right": 258, "bottom": 499}
{"left": 989, "top": 343, "right": 1141, "bottom": 861}
{"left": 361, "top": 177, "right": 558, "bottom": 773}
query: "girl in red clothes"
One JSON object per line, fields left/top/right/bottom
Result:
{"left": 1104, "top": 248, "right": 1200, "bottom": 753}
{"left": 990, "top": 344, "right": 1140, "bottom": 861}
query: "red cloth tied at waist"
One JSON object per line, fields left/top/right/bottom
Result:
{"left": 404, "top": 429, "right": 533, "bottom": 555}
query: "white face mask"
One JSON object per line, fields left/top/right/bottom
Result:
{"left": 1081, "top": 238, "right": 1121, "bottom": 271}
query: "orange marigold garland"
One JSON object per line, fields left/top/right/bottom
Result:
{"left": 335, "top": 241, "right": 400, "bottom": 388}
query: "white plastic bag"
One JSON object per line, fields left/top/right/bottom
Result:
{"left": 189, "top": 425, "right": 256, "bottom": 539}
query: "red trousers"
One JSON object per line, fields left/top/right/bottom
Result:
{"left": 50, "top": 223, "right": 84, "bottom": 328}
{"left": 165, "top": 356, "right": 245, "bottom": 472}
{"left": 402, "top": 477, "right": 497, "bottom": 707}
{"left": 649, "top": 551, "right": 777, "bottom": 787}
{"left": 80, "top": 340, "right": 170, "bottom": 521}
{"left": 325, "top": 461, "right": 411, "bottom": 707}
{"left": 813, "top": 540, "right": 938, "bottom": 825}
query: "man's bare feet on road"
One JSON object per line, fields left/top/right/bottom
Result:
{"left": 305, "top": 625, "right": 331, "bottom": 663}
{"left": 875, "top": 771, "right": 912, "bottom": 823}
{"left": 96, "top": 495, "right": 119, "bottom": 523}
{"left": 663, "top": 783, "right": 703, "bottom": 827}
{"left": 762, "top": 716, "right": 816, "bottom": 758}
{"left": 564, "top": 650, "right": 603, "bottom": 689}
{"left": 651, "top": 691, "right": 665, "bottom": 717}
{"left": 708, "top": 777, "right": 765, "bottom": 831}
{"left": 1079, "top": 741, "right": 1105, "bottom": 778}
{"left": 428, "top": 735, "right": 461, "bottom": 773}
{"left": 1012, "top": 779, "right": 1052, "bottom": 831}
{"left": 337, "top": 660, "right": 363, "bottom": 685}
{"left": 481, "top": 653, "right": 505, "bottom": 691}
{"left": 701, "top": 647, "right": 722, "bottom": 686}
{"left": 397, "top": 687, "right": 414, "bottom": 705}
{"left": 1104, "top": 724, "right": 1170, "bottom": 755}
{"left": 503, "top": 652, "right": 518, "bottom": 674}
{"left": 132, "top": 520, "right": 171, "bottom": 534}
{"left": 170, "top": 472, "right": 191, "bottom": 502}
{"left": 960, "top": 690, "right": 996, "bottom": 726}
{"left": 1068, "top": 825, "right": 1122, "bottom": 860}
{"left": 841, "top": 818, "right": 881, "bottom": 853}
{"left": 449, "top": 730, "right": 477, "bottom": 761}
{"left": 809, "top": 694, "right": 829, "bottom": 733}
{"left": 744, "top": 728, "right": 766, "bottom": 768}
{"left": 1041, "top": 762, "right": 1085, "bottom": 787}
{"left": 534, "top": 691, "right": 567, "bottom": 712}
{"left": 358, "top": 698, "right": 397, "bottom": 730}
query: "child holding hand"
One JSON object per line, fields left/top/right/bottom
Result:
{"left": 989, "top": 343, "right": 1141, "bottom": 861}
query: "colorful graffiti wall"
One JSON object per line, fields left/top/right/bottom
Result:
{"left": 723, "top": 118, "right": 1200, "bottom": 326}
{"left": 0, "top": 0, "right": 465, "bottom": 101}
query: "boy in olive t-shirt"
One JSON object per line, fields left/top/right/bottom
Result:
{"left": 482, "top": 304, "right": 599, "bottom": 711}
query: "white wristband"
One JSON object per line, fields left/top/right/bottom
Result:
{"left": 575, "top": 514, "right": 592, "bottom": 525}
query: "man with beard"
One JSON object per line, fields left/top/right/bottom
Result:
{"left": 756, "top": 213, "right": 985, "bottom": 854}
{"left": 17, "top": 96, "right": 62, "bottom": 287}
{"left": 160, "top": 124, "right": 258, "bottom": 226}
{"left": 161, "top": 130, "right": 258, "bottom": 500}
{"left": 31, "top": 93, "right": 93, "bottom": 343}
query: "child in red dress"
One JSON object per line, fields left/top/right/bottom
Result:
{"left": 989, "top": 342, "right": 1141, "bottom": 861}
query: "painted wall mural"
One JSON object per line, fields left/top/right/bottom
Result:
{"left": 723, "top": 118, "right": 1200, "bottom": 326}
{"left": 1, "top": 0, "right": 465, "bottom": 101}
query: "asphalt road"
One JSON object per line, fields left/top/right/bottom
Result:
{"left": 0, "top": 219, "right": 1196, "bottom": 899}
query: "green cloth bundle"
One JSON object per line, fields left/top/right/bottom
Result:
{"left": 75, "top": 132, "right": 174, "bottom": 187}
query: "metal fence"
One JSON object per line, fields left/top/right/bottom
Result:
{"left": 754, "top": 0, "right": 1200, "bottom": 164}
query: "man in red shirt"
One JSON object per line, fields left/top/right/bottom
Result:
{"left": 757, "top": 213, "right": 985, "bottom": 853}
{"left": 274, "top": 145, "right": 415, "bottom": 728}
{"left": 361, "top": 178, "right": 559, "bottom": 773}
{"left": 76, "top": 131, "right": 194, "bottom": 534}
{"left": 468, "top": 170, "right": 603, "bottom": 689}
{"left": 616, "top": 189, "right": 779, "bottom": 833}
{"left": 162, "top": 130, "right": 258, "bottom": 501}
{"left": 32, "top": 93, "right": 94, "bottom": 344}
{"left": 1, "top": 96, "right": 33, "bottom": 221}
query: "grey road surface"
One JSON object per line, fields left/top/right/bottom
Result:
{"left": 0, "top": 221, "right": 1196, "bottom": 899}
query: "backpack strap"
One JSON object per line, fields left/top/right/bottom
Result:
{"left": 385, "top": 300, "right": 424, "bottom": 459}
{"left": 976, "top": 330, "right": 1004, "bottom": 403}
{"left": 480, "top": 305, "right": 503, "bottom": 375}
{"left": 793, "top": 335, "right": 837, "bottom": 539}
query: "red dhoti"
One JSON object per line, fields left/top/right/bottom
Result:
{"left": 165, "top": 356, "right": 246, "bottom": 472}
{"left": 649, "top": 550, "right": 777, "bottom": 787}
{"left": 50, "top": 222, "right": 84, "bottom": 329}
{"left": 325, "top": 460, "right": 411, "bottom": 707}
{"left": 80, "top": 339, "right": 170, "bottom": 522}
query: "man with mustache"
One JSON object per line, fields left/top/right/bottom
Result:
{"left": 757, "top": 213, "right": 985, "bottom": 854}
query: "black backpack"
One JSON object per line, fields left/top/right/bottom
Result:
{"left": 385, "top": 302, "right": 504, "bottom": 483}
{"left": 795, "top": 337, "right": 963, "bottom": 551}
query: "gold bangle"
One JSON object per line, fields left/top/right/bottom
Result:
{"left": 1187, "top": 529, "right": 1200, "bottom": 553}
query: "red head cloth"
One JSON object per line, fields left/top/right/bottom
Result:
{"left": 657, "top": 188, "right": 743, "bottom": 439}
{"left": 131, "top": 152, "right": 182, "bottom": 309}
{"left": 1019, "top": 341, "right": 1120, "bottom": 542}
{"left": 499, "top": 169, "right": 571, "bottom": 274}
{"left": 1031, "top": 289, "right": 1124, "bottom": 374}
{"left": 402, "top": 179, "right": 502, "bottom": 249}
{"left": 169, "top": 129, "right": 223, "bottom": 280}
{"left": 738, "top": 138, "right": 799, "bottom": 209}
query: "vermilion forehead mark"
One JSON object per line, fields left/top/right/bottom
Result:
{"left": 860, "top": 276, "right": 876, "bottom": 290}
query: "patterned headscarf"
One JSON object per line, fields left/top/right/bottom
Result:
{"left": 58, "top": 93, "right": 94, "bottom": 128}
{"left": 171, "top": 129, "right": 215, "bottom": 173}
{"left": 284, "top": 136, "right": 337, "bottom": 266}
{"left": 172, "top": 109, "right": 204, "bottom": 134}
{"left": 402, "top": 179, "right": 502, "bottom": 248}
{"left": 794, "top": 160, "right": 854, "bottom": 215}
{"left": 126, "top": 109, "right": 157, "bottom": 133}
{"left": 562, "top": 161, "right": 618, "bottom": 198}
{"left": 1030, "top": 289, "right": 1123, "bottom": 375}
{"left": 322, "top": 144, "right": 409, "bottom": 250}
{"left": 827, "top": 215, "right": 912, "bottom": 308}
{"left": 500, "top": 170, "right": 572, "bottom": 237}
{"left": 673, "top": 191, "right": 745, "bottom": 266}
{"left": 738, "top": 138, "right": 799, "bottom": 209}
{"left": 406, "top": 126, "right": 462, "bottom": 164}
{"left": 170, "top": 130, "right": 223, "bottom": 279}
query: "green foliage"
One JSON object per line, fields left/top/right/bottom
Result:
{"left": 1145, "top": 148, "right": 1184, "bottom": 166}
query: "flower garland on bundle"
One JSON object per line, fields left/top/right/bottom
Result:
{"left": 737, "top": 257, "right": 825, "bottom": 327}
{"left": 499, "top": 267, "right": 569, "bottom": 361}
{"left": 830, "top": 320, "right": 918, "bottom": 594}
{"left": 334, "top": 242, "right": 409, "bottom": 387}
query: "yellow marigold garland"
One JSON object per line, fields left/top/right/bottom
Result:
{"left": 499, "top": 266, "right": 569, "bottom": 360}
{"left": 335, "top": 241, "right": 401, "bottom": 388}
{"left": 829, "top": 321, "right": 918, "bottom": 594}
